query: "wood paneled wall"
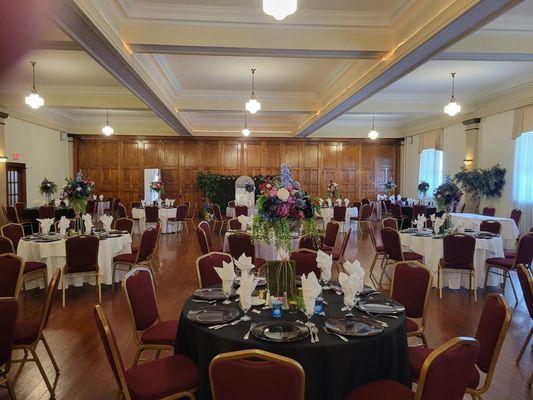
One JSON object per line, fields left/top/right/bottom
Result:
{"left": 72, "top": 136, "right": 400, "bottom": 207}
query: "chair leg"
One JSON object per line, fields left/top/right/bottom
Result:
{"left": 61, "top": 268, "right": 66, "bottom": 308}
{"left": 507, "top": 270, "right": 519, "bottom": 306}
{"left": 420, "top": 332, "right": 428, "bottom": 347}
{"left": 516, "top": 326, "right": 533, "bottom": 365}
{"left": 6, "top": 378, "right": 17, "bottom": 400}
{"left": 472, "top": 271, "right": 477, "bottom": 303}
{"left": 97, "top": 272, "right": 102, "bottom": 304}
{"left": 378, "top": 258, "right": 389, "bottom": 289}
{"left": 483, "top": 265, "right": 490, "bottom": 294}
{"left": 29, "top": 347, "right": 55, "bottom": 398}
{"left": 528, "top": 372, "right": 532, "bottom": 387}
{"left": 369, "top": 253, "right": 378, "bottom": 287}
{"left": 111, "top": 262, "right": 117, "bottom": 291}
{"left": 41, "top": 336, "right": 60, "bottom": 375}
{"left": 133, "top": 348, "right": 143, "bottom": 366}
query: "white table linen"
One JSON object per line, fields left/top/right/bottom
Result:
{"left": 223, "top": 232, "right": 299, "bottom": 261}
{"left": 226, "top": 207, "right": 258, "bottom": 218}
{"left": 399, "top": 232, "right": 504, "bottom": 289}
{"left": 132, "top": 207, "right": 180, "bottom": 234}
{"left": 449, "top": 213, "right": 519, "bottom": 249}
{"left": 319, "top": 207, "right": 358, "bottom": 232}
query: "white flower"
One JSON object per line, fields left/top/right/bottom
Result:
{"left": 277, "top": 188, "right": 290, "bottom": 202}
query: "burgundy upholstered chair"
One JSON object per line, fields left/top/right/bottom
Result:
{"left": 333, "top": 205, "right": 347, "bottom": 231}
{"left": 384, "top": 200, "right": 392, "bottom": 215}
{"left": 130, "top": 201, "right": 141, "bottom": 209}
{"left": 227, "top": 201, "right": 236, "bottom": 208}
{"left": 6, "top": 205, "right": 33, "bottom": 234}
{"left": 209, "top": 349, "right": 305, "bottom": 400}
{"left": 510, "top": 209, "right": 522, "bottom": 228}
{"left": 38, "top": 205, "right": 55, "bottom": 219}
{"left": 196, "top": 252, "right": 233, "bottom": 288}
{"left": 94, "top": 305, "right": 199, "bottom": 400}
{"left": 322, "top": 221, "right": 340, "bottom": 250}
{"left": 345, "top": 337, "right": 480, "bottom": 400}
{"left": 298, "top": 235, "right": 323, "bottom": 251}
{"left": 86, "top": 199, "right": 96, "bottom": 215}
{"left": 235, "top": 205, "right": 248, "bottom": 218}
{"left": 350, "top": 203, "right": 372, "bottom": 233}
{"left": 438, "top": 233, "right": 477, "bottom": 301}
{"left": 484, "top": 233, "right": 533, "bottom": 305}
{"left": 144, "top": 205, "right": 159, "bottom": 227}
{"left": 15, "top": 202, "right": 26, "bottom": 220}
{"left": 11, "top": 269, "right": 61, "bottom": 398}
{"left": 228, "top": 218, "right": 242, "bottom": 230}
{"left": 198, "top": 220, "right": 222, "bottom": 253}
{"left": 409, "top": 294, "right": 510, "bottom": 399}
{"left": 196, "top": 226, "right": 210, "bottom": 255}
{"left": 482, "top": 207, "right": 496, "bottom": 217}
{"left": 390, "top": 203, "right": 409, "bottom": 230}
{"left": 0, "top": 254, "right": 24, "bottom": 298}
{"left": 361, "top": 198, "right": 370, "bottom": 206}
{"left": 62, "top": 235, "right": 100, "bottom": 307}
{"left": 368, "top": 227, "right": 386, "bottom": 288}
{"left": 113, "top": 218, "right": 134, "bottom": 235}
{"left": 116, "top": 203, "right": 127, "bottom": 219}
{"left": 352, "top": 201, "right": 362, "bottom": 211}
{"left": 330, "top": 229, "right": 351, "bottom": 269}
{"left": 212, "top": 203, "right": 231, "bottom": 234}
{"left": 123, "top": 267, "right": 178, "bottom": 365}
{"left": 382, "top": 217, "right": 398, "bottom": 231}
{"left": 227, "top": 233, "right": 266, "bottom": 269}
{"left": 290, "top": 249, "right": 320, "bottom": 278}
{"left": 479, "top": 220, "right": 501, "bottom": 235}
{"left": 167, "top": 203, "right": 188, "bottom": 234}
{"left": 516, "top": 265, "right": 533, "bottom": 387}
{"left": 0, "top": 236, "right": 14, "bottom": 255}
{"left": 391, "top": 261, "right": 432, "bottom": 345}
{"left": 0, "top": 297, "right": 18, "bottom": 399}
{"left": 184, "top": 201, "right": 197, "bottom": 230}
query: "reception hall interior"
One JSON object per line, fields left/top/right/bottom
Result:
{"left": 1, "top": 0, "right": 533, "bottom": 399}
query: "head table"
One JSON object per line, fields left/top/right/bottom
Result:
{"left": 174, "top": 289, "right": 409, "bottom": 400}
{"left": 132, "top": 207, "right": 180, "bottom": 234}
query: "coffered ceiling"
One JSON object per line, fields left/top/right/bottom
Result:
{"left": 1, "top": 0, "right": 533, "bottom": 138}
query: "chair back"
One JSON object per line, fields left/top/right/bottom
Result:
{"left": 352, "top": 201, "right": 361, "bottom": 210}
{"left": 416, "top": 337, "right": 480, "bottom": 400}
{"left": 116, "top": 203, "right": 127, "bottom": 218}
{"left": 113, "top": 218, "right": 134, "bottom": 235}
{"left": 382, "top": 217, "right": 398, "bottom": 231}
{"left": 0, "top": 297, "right": 18, "bottom": 369}
{"left": 359, "top": 204, "right": 372, "bottom": 221}
{"left": 213, "top": 203, "right": 223, "bottom": 220}
{"left": 112, "top": 198, "right": 121, "bottom": 211}
{"left": 65, "top": 235, "right": 99, "bottom": 274}
{"left": 39, "top": 205, "right": 55, "bottom": 219}
{"left": 368, "top": 226, "right": 381, "bottom": 251}
{"left": 199, "top": 221, "right": 213, "bottom": 248}
{"left": 175, "top": 203, "right": 188, "bottom": 221}
{"left": 479, "top": 220, "right": 501, "bottom": 235}
{"left": 86, "top": 200, "right": 95, "bottom": 214}
{"left": 333, "top": 205, "right": 346, "bottom": 221}
{"left": 515, "top": 233, "right": 533, "bottom": 267}
{"left": 0, "top": 236, "right": 14, "bottom": 254}
{"left": 235, "top": 206, "right": 248, "bottom": 218}
{"left": 338, "top": 229, "right": 351, "bottom": 260}
{"left": 516, "top": 264, "right": 533, "bottom": 319}
{"left": 391, "top": 261, "right": 432, "bottom": 319}
{"left": 196, "top": 252, "right": 233, "bottom": 288}
{"left": 384, "top": 200, "right": 392, "bottom": 212}
{"left": 5, "top": 206, "right": 19, "bottom": 223}
{"left": 38, "top": 269, "right": 61, "bottom": 337}
{"left": 144, "top": 206, "right": 159, "bottom": 223}
{"left": 228, "top": 201, "right": 236, "bottom": 208}
{"left": 130, "top": 201, "right": 141, "bottom": 209}
{"left": 361, "top": 198, "right": 370, "bottom": 206}
{"left": 290, "top": 250, "right": 320, "bottom": 278}
{"left": 137, "top": 227, "right": 159, "bottom": 263}
{"left": 412, "top": 205, "right": 426, "bottom": 219}
{"left": 0, "top": 254, "right": 24, "bottom": 297}
{"left": 196, "top": 226, "right": 210, "bottom": 255}
{"left": 227, "top": 233, "right": 256, "bottom": 262}
{"left": 123, "top": 268, "right": 159, "bottom": 331}
{"left": 381, "top": 227, "right": 403, "bottom": 261}
{"left": 228, "top": 218, "right": 242, "bottom": 230}
{"left": 15, "top": 202, "right": 26, "bottom": 219}
{"left": 323, "top": 222, "right": 339, "bottom": 248}
{"left": 209, "top": 349, "right": 305, "bottom": 400}
{"left": 298, "top": 235, "right": 322, "bottom": 251}
{"left": 391, "top": 203, "right": 403, "bottom": 220}
{"left": 186, "top": 202, "right": 196, "bottom": 219}
{"left": 442, "top": 233, "right": 475, "bottom": 267}
{"left": 482, "top": 207, "right": 496, "bottom": 216}
{"left": 510, "top": 209, "right": 522, "bottom": 227}
{"left": 1, "top": 223, "right": 23, "bottom": 251}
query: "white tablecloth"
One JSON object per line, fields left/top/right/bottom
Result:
{"left": 132, "top": 207, "right": 181, "bottom": 234}
{"left": 449, "top": 213, "right": 519, "bottom": 250}
{"left": 319, "top": 207, "right": 358, "bottom": 232}
{"left": 226, "top": 207, "right": 258, "bottom": 218}
{"left": 18, "top": 234, "right": 132, "bottom": 288}
{"left": 223, "top": 232, "right": 299, "bottom": 261}
{"left": 399, "top": 232, "right": 504, "bottom": 289}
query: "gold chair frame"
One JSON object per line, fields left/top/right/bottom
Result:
{"left": 514, "top": 264, "right": 533, "bottom": 388}
{"left": 368, "top": 228, "right": 386, "bottom": 288}
{"left": 184, "top": 202, "right": 197, "bottom": 231}
{"left": 195, "top": 252, "right": 232, "bottom": 289}
{"left": 381, "top": 217, "right": 398, "bottom": 231}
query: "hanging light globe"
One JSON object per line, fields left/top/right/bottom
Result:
{"left": 263, "top": 0, "right": 297, "bottom": 20}
{"left": 102, "top": 125, "right": 114, "bottom": 136}
{"left": 444, "top": 100, "right": 461, "bottom": 116}
{"left": 245, "top": 98, "right": 261, "bottom": 114}
{"left": 242, "top": 127, "right": 251, "bottom": 137}
{"left": 368, "top": 129, "right": 379, "bottom": 140}
{"left": 25, "top": 92, "right": 44, "bottom": 109}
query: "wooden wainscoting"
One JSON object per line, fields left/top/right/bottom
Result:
{"left": 72, "top": 136, "right": 400, "bottom": 206}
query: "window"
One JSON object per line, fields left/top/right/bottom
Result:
{"left": 513, "top": 131, "right": 533, "bottom": 231}
{"left": 418, "top": 148, "right": 443, "bottom": 195}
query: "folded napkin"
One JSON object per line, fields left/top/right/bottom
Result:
{"left": 316, "top": 250, "right": 333, "bottom": 282}
{"left": 318, "top": 198, "right": 324, "bottom": 207}
{"left": 214, "top": 259, "right": 236, "bottom": 293}
{"left": 234, "top": 253, "right": 255, "bottom": 276}
{"left": 237, "top": 215, "right": 252, "bottom": 230}
{"left": 301, "top": 272, "right": 322, "bottom": 316}
{"left": 140, "top": 200, "right": 146, "bottom": 207}
{"left": 397, "top": 194, "right": 402, "bottom": 202}
{"left": 389, "top": 195, "right": 395, "bottom": 202}
{"left": 37, "top": 218, "right": 54, "bottom": 234}
{"left": 344, "top": 198, "right": 350, "bottom": 207}
{"left": 99, "top": 194, "right": 104, "bottom": 201}
{"left": 339, "top": 272, "right": 363, "bottom": 308}
{"left": 413, "top": 214, "right": 425, "bottom": 230}
{"left": 63, "top": 198, "right": 69, "bottom": 207}
{"left": 58, "top": 216, "right": 71, "bottom": 236}
{"left": 326, "top": 198, "right": 332, "bottom": 208}
{"left": 100, "top": 214, "right": 113, "bottom": 232}
{"left": 343, "top": 259, "right": 365, "bottom": 283}
{"left": 82, "top": 213, "right": 93, "bottom": 232}
{"left": 157, "top": 199, "right": 162, "bottom": 208}
{"left": 52, "top": 199, "right": 60, "bottom": 208}
{"left": 237, "top": 272, "right": 258, "bottom": 311}
{"left": 334, "top": 199, "right": 341, "bottom": 206}
{"left": 164, "top": 198, "right": 170, "bottom": 207}
{"left": 170, "top": 199, "right": 175, "bottom": 207}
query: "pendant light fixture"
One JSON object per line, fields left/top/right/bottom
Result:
{"left": 245, "top": 68, "right": 261, "bottom": 114}
{"left": 263, "top": 0, "right": 297, "bottom": 20}
{"left": 368, "top": 115, "right": 379, "bottom": 140}
{"left": 242, "top": 110, "right": 251, "bottom": 137}
{"left": 25, "top": 61, "right": 44, "bottom": 109}
{"left": 101, "top": 109, "right": 114, "bottom": 136}
{"left": 444, "top": 72, "right": 461, "bottom": 117}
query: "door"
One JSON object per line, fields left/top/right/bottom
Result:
{"left": 6, "top": 163, "right": 27, "bottom": 206}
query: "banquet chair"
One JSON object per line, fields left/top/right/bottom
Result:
{"left": 382, "top": 217, "right": 398, "bottom": 231}
{"left": 438, "top": 233, "right": 477, "bottom": 302}
{"left": 344, "top": 337, "right": 480, "bottom": 400}
{"left": 379, "top": 228, "right": 423, "bottom": 288}
{"left": 0, "top": 254, "right": 24, "bottom": 298}
{"left": 197, "top": 221, "right": 223, "bottom": 253}
{"left": 5, "top": 205, "right": 32, "bottom": 234}
{"left": 184, "top": 201, "right": 197, "bottom": 230}
{"left": 479, "top": 220, "right": 501, "bottom": 235}
{"left": 113, "top": 218, "right": 134, "bottom": 235}
{"left": 350, "top": 203, "right": 372, "bottom": 233}
{"left": 196, "top": 252, "right": 233, "bottom": 288}
{"left": 408, "top": 294, "right": 511, "bottom": 399}
{"left": 298, "top": 235, "right": 323, "bottom": 251}
{"left": 173, "top": 203, "right": 189, "bottom": 234}
{"left": 0, "top": 297, "right": 18, "bottom": 400}
{"left": 86, "top": 199, "right": 96, "bottom": 216}
{"left": 332, "top": 229, "right": 351, "bottom": 270}
{"left": 482, "top": 207, "right": 496, "bottom": 217}
{"left": 113, "top": 226, "right": 160, "bottom": 288}
{"left": 116, "top": 203, "right": 127, "bottom": 219}
{"left": 227, "top": 233, "right": 266, "bottom": 269}
{"left": 11, "top": 270, "right": 61, "bottom": 398}
{"left": 484, "top": 233, "right": 533, "bottom": 305}
{"left": 368, "top": 227, "right": 386, "bottom": 288}
{"left": 15, "top": 201, "right": 26, "bottom": 219}
{"left": 130, "top": 201, "right": 142, "bottom": 233}
{"left": 352, "top": 201, "right": 362, "bottom": 213}
{"left": 391, "top": 261, "right": 432, "bottom": 346}
{"left": 209, "top": 349, "right": 304, "bottom": 400}
{"left": 235, "top": 205, "right": 248, "bottom": 218}
{"left": 62, "top": 235, "right": 100, "bottom": 307}
{"left": 93, "top": 305, "right": 199, "bottom": 400}
{"left": 123, "top": 267, "right": 178, "bottom": 366}
{"left": 227, "top": 201, "right": 236, "bottom": 208}
{"left": 38, "top": 205, "right": 55, "bottom": 220}
{"left": 333, "top": 205, "right": 347, "bottom": 232}
{"left": 212, "top": 203, "right": 230, "bottom": 234}
{"left": 228, "top": 218, "right": 242, "bottom": 230}
{"left": 515, "top": 265, "right": 533, "bottom": 387}
{"left": 412, "top": 205, "right": 427, "bottom": 227}
{"left": 290, "top": 249, "right": 320, "bottom": 278}
{"left": 361, "top": 198, "right": 370, "bottom": 206}
{"left": 196, "top": 225, "right": 210, "bottom": 255}
{"left": 390, "top": 204, "right": 409, "bottom": 230}
{"left": 144, "top": 205, "right": 159, "bottom": 229}
{"left": 510, "top": 209, "right": 522, "bottom": 228}
{"left": 321, "top": 221, "right": 340, "bottom": 251}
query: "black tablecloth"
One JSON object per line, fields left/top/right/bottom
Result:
{"left": 175, "top": 290, "right": 410, "bottom": 400}
{"left": 24, "top": 208, "right": 76, "bottom": 231}
{"left": 401, "top": 206, "right": 441, "bottom": 224}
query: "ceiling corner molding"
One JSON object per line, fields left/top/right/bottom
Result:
{"left": 47, "top": 0, "right": 192, "bottom": 136}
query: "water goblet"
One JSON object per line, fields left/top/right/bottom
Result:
{"left": 343, "top": 293, "right": 356, "bottom": 317}
{"left": 240, "top": 296, "right": 252, "bottom": 321}
{"left": 222, "top": 279, "right": 233, "bottom": 305}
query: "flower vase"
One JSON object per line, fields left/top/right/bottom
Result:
{"left": 267, "top": 256, "right": 296, "bottom": 300}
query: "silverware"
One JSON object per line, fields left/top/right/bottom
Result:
{"left": 358, "top": 314, "right": 389, "bottom": 328}
{"left": 308, "top": 325, "right": 315, "bottom": 343}
{"left": 209, "top": 319, "right": 240, "bottom": 330}
{"left": 243, "top": 322, "right": 256, "bottom": 340}
{"left": 322, "top": 326, "right": 348, "bottom": 342}
{"left": 192, "top": 299, "right": 216, "bottom": 304}
{"left": 311, "top": 325, "right": 320, "bottom": 343}
{"left": 366, "top": 311, "right": 398, "bottom": 319}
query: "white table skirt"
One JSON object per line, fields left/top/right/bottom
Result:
{"left": 449, "top": 213, "right": 519, "bottom": 250}
{"left": 18, "top": 234, "right": 132, "bottom": 289}
{"left": 132, "top": 207, "right": 181, "bottom": 234}
{"left": 399, "top": 233, "right": 504, "bottom": 289}
{"left": 223, "top": 232, "right": 299, "bottom": 261}
{"left": 319, "top": 207, "right": 358, "bottom": 232}
{"left": 226, "top": 207, "right": 258, "bottom": 218}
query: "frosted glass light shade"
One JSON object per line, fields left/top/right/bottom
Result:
{"left": 263, "top": 0, "right": 297, "bottom": 20}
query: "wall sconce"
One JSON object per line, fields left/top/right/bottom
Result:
{"left": 463, "top": 159, "right": 473, "bottom": 167}
{"left": 0, "top": 156, "right": 8, "bottom": 163}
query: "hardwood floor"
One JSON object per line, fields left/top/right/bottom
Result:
{"left": 2, "top": 222, "right": 531, "bottom": 400}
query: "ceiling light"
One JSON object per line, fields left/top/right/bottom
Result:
{"left": 263, "top": 0, "right": 297, "bottom": 20}
{"left": 242, "top": 110, "right": 251, "bottom": 137}
{"left": 444, "top": 72, "right": 461, "bottom": 117}
{"left": 0, "top": 156, "right": 8, "bottom": 163}
{"left": 102, "top": 109, "right": 114, "bottom": 136}
{"left": 245, "top": 68, "right": 261, "bottom": 114}
{"left": 368, "top": 115, "right": 379, "bottom": 140}
{"left": 25, "top": 61, "right": 44, "bottom": 109}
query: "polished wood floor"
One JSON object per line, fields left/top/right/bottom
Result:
{"left": 2, "top": 222, "right": 531, "bottom": 400}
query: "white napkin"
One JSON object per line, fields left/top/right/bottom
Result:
{"left": 236, "top": 272, "right": 258, "bottom": 311}
{"left": 301, "top": 272, "right": 322, "bottom": 316}
{"left": 237, "top": 215, "right": 252, "bottom": 229}
{"left": 157, "top": 199, "right": 162, "bottom": 208}
{"left": 164, "top": 198, "right": 170, "bottom": 207}
{"left": 58, "top": 216, "right": 70, "bottom": 236}
{"left": 63, "top": 198, "right": 69, "bottom": 207}
{"left": 99, "top": 194, "right": 104, "bottom": 201}
{"left": 214, "top": 259, "right": 236, "bottom": 293}
{"left": 92, "top": 195, "right": 97, "bottom": 200}
{"left": 344, "top": 198, "right": 350, "bottom": 207}
{"left": 335, "top": 199, "right": 342, "bottom": 206}
{"left": 389, "top": 195, "right": 395, "bottom": 202}
{"left": 170, "top": 199, "right": 175, "bottom": 207}
{"left": 326, "top": 198, "right": 332, "bottom": 208}
{"left": 82, "top": 213, "right": 93, "bottom": 232}
{"left": 343, "top": 259, "right": 365, "bottom": 283}
{"left": 413, "top": 214, "right": 425, "bottom": 230}
{"left": 100, "top": 214, "right": 113, "bottom": 232}
{"left": 319, "top": 198, "right": 324, "bottom": 206}
{"left": 234, "top": 253, "right": 255, "bottom": 276}
{"left": 37, "top": 218, "right": 54, "bottom": 234}
{"left": 397, "top": 194, "right": 402, "bottom": 202}
{"left": 316, "top": 250, "right": 333, "bottom": 282}
{"left": 141, "top": 200, "right": 145, "bottom": 207}
{"left": 339, "top": 272, "right": 363, "bottom": 308}
{"left": 53, "top": 199, "right": 60, "bottom": 208}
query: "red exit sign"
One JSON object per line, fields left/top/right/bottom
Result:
{"left": 12, "top": 153, "right": 21, "bottom": 161}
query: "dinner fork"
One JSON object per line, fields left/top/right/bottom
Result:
{"left": 243, "top": 322, "right": 256, "bottom": 340}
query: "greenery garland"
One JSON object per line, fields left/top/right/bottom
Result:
{"left": 454, "top": 164, "right": 506, "bottom": 205}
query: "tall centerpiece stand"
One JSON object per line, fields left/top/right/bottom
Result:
{"left": 61, "top": 171, "right": 95, "bottom": 233}
{"left": 149, "top": 180, "right": 165, "bottom": 204}
{"left": 39, "top": 177, "right": 57, "bottom": 205}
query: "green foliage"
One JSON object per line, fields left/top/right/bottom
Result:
{"left": 454, "top": 164, "right": 506, "bottom": 200}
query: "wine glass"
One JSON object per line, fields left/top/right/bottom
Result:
{"left": 240, "top": 297, "right": 251, "bottom": 321}
{"left": 343, "top": 293, "right": 356, "bottom": 317}
{"left": 303, "top": 299, "right": 314, "bottom": 328}
{"left": 222, "top": 279, "right": 233, "bottom": 305}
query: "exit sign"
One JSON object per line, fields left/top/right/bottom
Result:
{"left": 12, "top": 153, "right": 20, "bottom": 160}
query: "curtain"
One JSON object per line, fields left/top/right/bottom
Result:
{"left": 419, "top": 149, "right": 443, "bottom": 196}
{"left": 513, "top": 131, "right": 533, "bottom": 234}
{"left": 418, "top": 129, "right": 444, "bottom": 154}
{"left": 513, "top": 104, "right": 533, "bottom": 139}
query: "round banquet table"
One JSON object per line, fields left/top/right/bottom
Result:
{"left": 174, "top": 290, "right": 410, "bottom": 400}
{"left": 319, "top": 207, "right": 358, "bottom": 232}
{"left": 222, "top": 231, "right": 300, "bottom": 261}
{"left": 132, "top": 207, "right": 180, "bottom": 234}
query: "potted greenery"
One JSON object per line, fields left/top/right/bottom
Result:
{"left": 454, "top": 164, "right": 506, "bottom": 212}
{"left": 434, "top": 176, "right": 463, "bottom": 213}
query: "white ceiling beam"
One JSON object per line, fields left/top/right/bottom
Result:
{"left": 435, "top": 51, "right": 533, "bottom": 61}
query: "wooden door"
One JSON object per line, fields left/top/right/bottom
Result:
{"left": 6, "top": 162, "right": 26, "bottom": 206}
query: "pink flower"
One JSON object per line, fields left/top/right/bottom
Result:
{"left": 269, "top": 189, "right": 278, "bottom": 198}
{"left": 278, "top": 203, "right": 289, "bottom": 217}
{"left": 286, "top": 183, "right": 294, "bottom": 191}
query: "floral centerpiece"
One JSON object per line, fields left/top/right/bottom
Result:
{"left": 39, "top": 177, "right": 57, "bottom": 203}
{"left": 149, "top": 180, "right": 165, "bottom": 197}
{"left": 244, "top": 182, "right": 255, "bottom": 193}
{"left": 200, "top": 200, "right": 213, "bottom": 221}
{"left": 384, "top": 180, "right": 397, "bottom": 196}
{"left": 418, "top": 181, "right": 430, "bottom": 197}
{"left": 61, "top": 171, "right": 95, "bottom": 216}
{"left": 326, "top": 180, "right": 341, "bottom": 199}
{"left": 434, "top": 176, "right": 463, "bottom": 212}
